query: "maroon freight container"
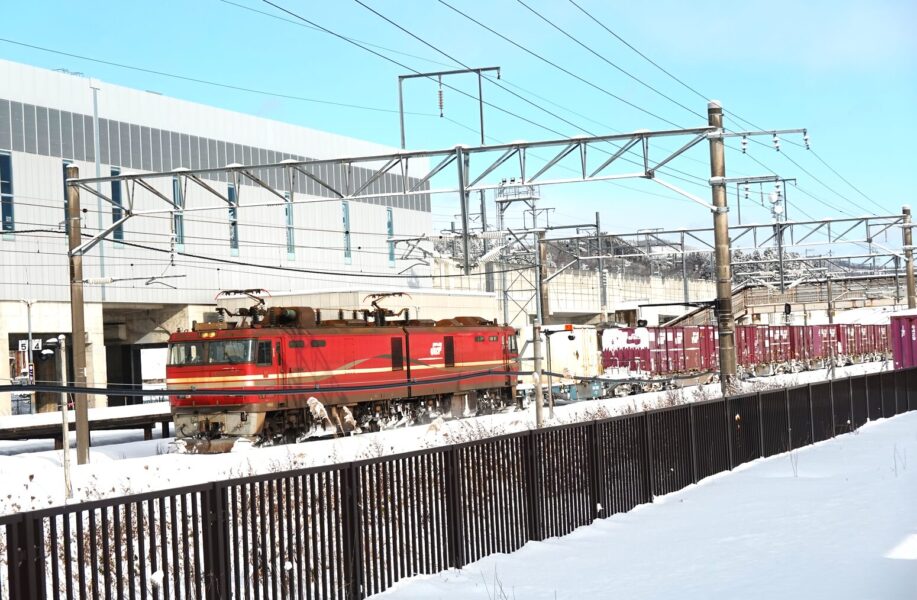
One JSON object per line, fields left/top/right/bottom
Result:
{"left": 876, "top": 324, "right": 890, "bottom": 357}
{"left": 891, "top": 315, "right": 917, "bottom": 369}
{"left": 737, "top": 325, "right": 769, "bottom": 370}
{"left": 810, "top": 325, "right": 837, "bottom": 364}
{"left": 649, "top": 327, "right": 668, "bottom": 374}
{"left": 683, "top": 326, "right": 702, "bottom": 371}
{"left": 788, "top": 326, "right": 808, "bottom": 362}
{"left": 664, "top": 328, "right": 687, "bottom": 373}
{"left": 769, "top": 325, "right": 791, "bottom": 364}
{"left": 700, "top": 326, "right": 718, "bottom": 371}
{"left": 602, "top": 327, "right": 652, "bottom": 373}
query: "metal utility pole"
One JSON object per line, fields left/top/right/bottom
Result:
{"left": 596, "top": 212, "right": 608, "bottom": 322}
{"left": 681, "top": 231, "right": 689, "bottom": 306}
{"left": 707, "top": 101, "right": 737, "bottom": 393}
{"left": 455, "top": 147, "right": 471, "bottom": 272}
{"left": 537, "top": 230, "right": 550, "bottom": 323}
{"left": 544, "top": 332, "right": 554, "bottom": 419}
{"left": 826, "top": 277, "right": 835, "bottom": 323}
{"left": 497, "top": 202, "right": 509, "bottom": 325}
{"left": 58, "top": 334, "right": 72, "bottom": 498}
{"left": 532, "top": 229, "right": 547, "bottom": 428}
{"left": 90, "top": 81, "right": 106, "bottom": 301}
{"left": 903, "top": 205, "right": 916, "bottom": 309}
{"left": 532, "top": 320, "right": 544, "bottom": 428}
{"left": 66, "top": 165, "right": 90, "bottom": 465}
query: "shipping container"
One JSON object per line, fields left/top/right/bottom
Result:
{"left": 700, "top": 326, "right": 718, "bottom": 371}
{"left": 788, "top": 325, "right": 808, "bottom": 362}
{"left": 683, "top": 326, "right": 702, "bottom": 372}
{"left": 891, "top": 315, "right": 917, "bottom": 369}
{"left": 602, "top": 327, "right": 651, "bottom": 374}
{"left": 769, "top": 325, "right": 791, "bottom": 364}
{"left": 664, "top": 327, "right": 686, "bottom": 373}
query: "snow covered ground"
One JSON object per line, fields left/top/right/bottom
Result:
{"left": 0, "top": 361, "right": 891, "bottom": 515}
{"left": 372, "top": 411, "right": 917, "bottom": 600}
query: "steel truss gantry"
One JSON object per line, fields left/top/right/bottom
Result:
{"left": 544, "top": 213, "right": 908, "bottom": 292}
{"left": 68, "top": 125, "right": 804, "bottom": 272}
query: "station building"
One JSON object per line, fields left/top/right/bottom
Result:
{"left": 0, "top": 59, "right": 440, "bottom": 414}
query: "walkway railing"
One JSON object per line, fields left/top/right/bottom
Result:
{"left": 1, "top": 367, "right": 914, "bottom": 599}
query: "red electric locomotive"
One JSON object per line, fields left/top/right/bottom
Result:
{"left": 167, "top": 293, "right": 519, "bottom": 450}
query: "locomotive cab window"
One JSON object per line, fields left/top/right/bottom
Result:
{"left": 169, "top": 342, "right": 204, "bottom": 365}
{"left": 507, "top": 335, "right": 518, "bottom": 353}
{"left": 207, "top": 339, "right": 254, "bottom": 364}
{"left": 256, "top": 341, "right": 272, "bottom": 366}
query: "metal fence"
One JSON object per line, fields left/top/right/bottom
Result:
{"left": 2, "top": 367, "right": 915, "bottom": 600}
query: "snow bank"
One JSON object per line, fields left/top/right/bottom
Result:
{"left": 372, "top": 411, "right": 917, "bottom": 599}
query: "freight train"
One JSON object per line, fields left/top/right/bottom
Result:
{"left": 601, "top": 323, "right": 890, "bottom": 394}
{"left": 167, "top": 292, "right": 519, "bottom": 450}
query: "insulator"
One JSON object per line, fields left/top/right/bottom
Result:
{"left": 437, "top": 76, "right": 444, "bottom": 117}
{"left": 773, "top": 134, "right": 781, "bottom": 152}
{"left": 803, "top": 130, "right": 811, "bottom": 150}
{"left": 741, "top": 136, "right": 748, "bottom": 154}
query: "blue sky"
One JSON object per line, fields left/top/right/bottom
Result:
{"left": 2, "top": 0, "right": 915, "bottom": 234}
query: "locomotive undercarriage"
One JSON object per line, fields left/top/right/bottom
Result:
{"left": 177, "top": 387, "right": 518, "bottom": 453}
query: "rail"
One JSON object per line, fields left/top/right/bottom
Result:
{"left": 0, "top": 368, "right": 914, "bottom": 599}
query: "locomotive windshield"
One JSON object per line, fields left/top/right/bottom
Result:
{"left": 207, "top": 339, "right": 254, "bottom": 364}
{"left": 168, "top": 339, "right": 255, "bottom": 365}
{"left": 169, "top": 342, "right": 204, "bottom": 365}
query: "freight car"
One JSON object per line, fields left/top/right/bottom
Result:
{"left": 167, "top": 293, "right": 519, "bottom": 450}
{"left": 601, "top": 322, "right": 890, "bottom": 392}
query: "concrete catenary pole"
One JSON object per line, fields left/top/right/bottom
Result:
{"left": 66, "top": 165, "right": 90, "bottom": 464}
{"left": 902, "top": 205, "right": 916, "bottom": 309}
{"left": 707, "top": 101, "right": 737, "bottom": 393}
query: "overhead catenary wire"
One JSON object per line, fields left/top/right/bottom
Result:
{"left": 215, "top": 0, "right": 460, "bottom": 70}
{"left": 513, "top": 0, "right": 706, "bottom": 121}
{"left": 260, "top": 0, "right": 582, "bottom": 135}
{"left": 435, "top": 0, "right": 686, "bottom": 129}
{"left": 349, "top": 0, "right": 717, "bottom": 194}
{"left": 5, "top": 228, "right": 532, "bottom": 280}
{"left": 0, "top": 37, "right": 436, "bottom": 117}
{"left": 561, "top": 0, "right": 884, "bottom": 215}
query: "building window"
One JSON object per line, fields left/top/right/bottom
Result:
{"left": 284, "top": 191, "right": 294, "bottom": 260}
{"left": 342, "top": 200, "right": 352, "bottom": 265}
{"left": 0, "top": 153, "right": 13, "bottom": 233}
{"left": 228, "top": 183, "right": 239, "bottom": 256}
{"left": 172, "top": 176, "right": 184, "bottom": 248}
{"left": 387, "top": 207, "right": 395, "bottom": 266}
{"left": 111, "top": 167, "right": 123, "bottom": 241}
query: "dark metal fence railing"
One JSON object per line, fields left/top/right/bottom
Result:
{"left": 2, "top": 367, "right": 914, "bottom": 599}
